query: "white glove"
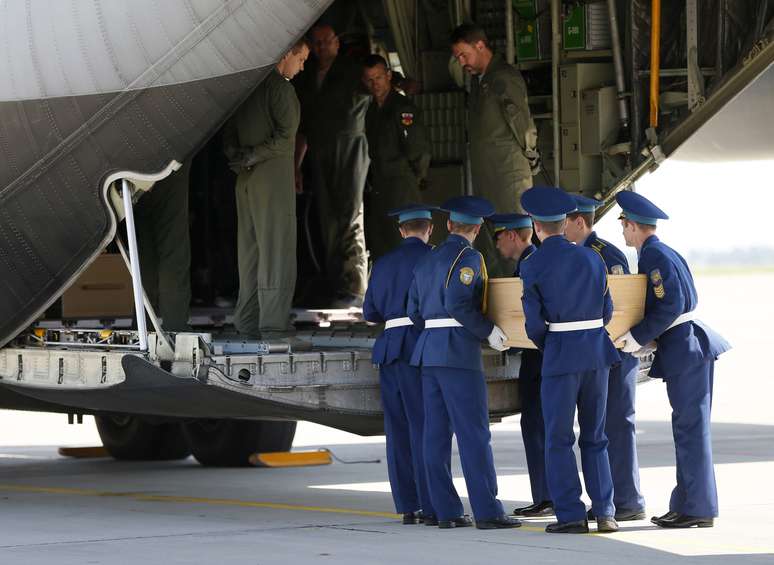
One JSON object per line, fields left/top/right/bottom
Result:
{"left": 633, "top": 341, "right": 657, "bottom": 358}
{"left": 487, "top": 325, "right": 510, "bottom": 352}
{"left": 616, "top": 331, "right": 641, "bottom": 354}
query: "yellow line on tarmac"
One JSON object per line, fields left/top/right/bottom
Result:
{"left": 0, "top": 483, "right": 400, "bottom": 519}
{"left": 0, "top": 483, "right": 547, "bottom": 531}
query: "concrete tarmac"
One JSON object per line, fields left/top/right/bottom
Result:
{"left": 0, "top": 273, "right": 772, "bottom": 564}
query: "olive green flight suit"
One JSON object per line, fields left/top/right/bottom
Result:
{"left": 294, "top": 56, "right": 370, "bottom": 301}
{"left": 223, "top": 70, "right": 299, "bottom": 335}
{"left": 469, "top": 53, "right": 537, "bottom": 277}
{"left": 364, "top": 90, "right": 431, "bottom": 260}
{"left": 135, "top": 160, "right": 192, "bottom": 332}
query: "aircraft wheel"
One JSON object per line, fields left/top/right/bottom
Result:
{"left": 95, "top": 414, "right": 191, "bottom": 461}
{"left": 182, "top": 419, "right": 297, "bottom": 467}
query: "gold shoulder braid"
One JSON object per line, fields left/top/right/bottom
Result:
{"left": 480, "top": 254, "right": 489, "bottom": 314}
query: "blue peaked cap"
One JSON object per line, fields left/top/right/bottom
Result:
{"left": 490, "top": 213, "right": 533, "bottom": 232}
{"left": 615, "top": 191, "right": 669, "bottom": 225}
{"left": 520, "top": 186, "right": 577, "bottom": 221}
{"left": 387, "top": 203, "right": 438, "bottom": 223}
{"left": 571, "top": 194, "right": 602, "bottom": 213}
{"left": 441, "top": 195, "right": 494, "bottom": 225}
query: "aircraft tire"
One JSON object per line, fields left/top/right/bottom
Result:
{"left": 95, "top": 414, "right": 191, "bottom": 461}
{"left": 182, "top": 419, "right": 297, "bottom": 467}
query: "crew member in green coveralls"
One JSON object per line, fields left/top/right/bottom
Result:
{"left": 223, "top": 38, "right": 310, "bottom": 337}
{"left": 294, "top": 24, "right": 371, "bottom": 307}
{"left": 362, "top": 54, "right": 431, "bottom": 261}
{"left": 450, "top": 23, "right": 539, "bottom": 277}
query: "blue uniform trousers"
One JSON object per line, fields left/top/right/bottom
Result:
{"left": 666, "top": 359, "right": 718, "bottom": 517}
{"left": 422, "top": 366, "right": 504, "bottom": 521}
{"left": 606, "top": 358, "right": 646, "bottom": 513}
{"left": 542, "top": 368, "right": 615, "bottom": 523}
{"left": 519, "top": 375, "right": 551, "bottom": 504}
{"left": 380, "top": 361, "right": 434, "bottom": 515}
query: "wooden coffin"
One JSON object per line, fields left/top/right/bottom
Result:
{"left": 486, "top": 275, "right": 647, "bottom": 348}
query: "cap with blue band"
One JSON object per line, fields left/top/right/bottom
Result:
{"left": 520, "top": 186, "right": 577, "bottom": 222}
{"left": 440, "top": 196, "right": 494, "bottom": 225}
{"left": 490, "top": 213, "right": 533, "bottom": 233}
{"left": 387, "top": 203, "right": 438, "bottom": 224}
{"left": 615, "top": 191, "right": 669, "bottom": 225}
{"left": 571, "top": 194, "right": 602, "bottom": 213}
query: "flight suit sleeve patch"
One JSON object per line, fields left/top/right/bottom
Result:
{"left": 650, "top": 268, "right": 666, "bottom": 299}
{"left": 400, "top": 112, "right": 414, "bottom": 126}
{"left": 505, "top": 100, "right": 518, "bottom": 116}
{"left": 459, "top": 267, "right": 475, "bottom": 286}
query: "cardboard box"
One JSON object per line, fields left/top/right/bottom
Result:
{"left": 62, "top": 253, "right": 135, "bottom": 318}
{"left": 487, "top": 274, "right": 646, "bottom": 348}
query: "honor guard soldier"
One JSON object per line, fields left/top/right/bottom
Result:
{"left": 565, "top": 195, "right": 647, "bottom": 522}
{"left": 362, "top": 204, "right": 436, "bottom": 525}
{"left": 490, "top": 213, "right": 553, "bottom": 517}
{"left": 407, "top": 196, "right": 520, "bottom": 530}
{"left": 616, "top": 191, "right": 730, "bottom": 529}
{"left": 520, "top": 187, "right": 620, "bottom": 534}
{"left": 362, "top": 55, "right": 432, "bottom": 261}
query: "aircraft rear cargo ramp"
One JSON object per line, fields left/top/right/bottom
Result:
{"left": 0, "top": 0, "right": 331, "bottom": 348}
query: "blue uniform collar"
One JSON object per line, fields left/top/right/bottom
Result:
{"left": 446, "top": 233, "right": 472, "bottom": 247}
{"left": 642, "top": 234, "right": 660, "bottom": 249}
{"left": 582, "top": 231, "right": 597, "bottom": 248}
{"left": 540, "top": 234, "right": 567, "bottom": 248}
{"left": 401, "top": 236, "right": 425, "bottom": 246}
{"left": 518, "top": 244, "right": 536, "bottom": 263}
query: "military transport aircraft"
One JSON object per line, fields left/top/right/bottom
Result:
{"left": 0, "top": 0, "right": 771, "bottom": 465}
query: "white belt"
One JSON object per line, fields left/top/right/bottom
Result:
{"left": 425, "top": 318, "right": 463, "bottom": 329}
{"left": 547, "top": 318, "right": 604, "bottom": 332}
{"left": 666, "top": 311, "right": 696, "bottom": 331}
{"left": 384, "top": 317, "right": 413, "bottom": 330}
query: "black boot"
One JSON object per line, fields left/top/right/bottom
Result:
{"left": 596, "top": 516, "right": 619, "bottom": 533}
{"left": 438, "top": 515, "right": 473, "bottom": 529}
{"left": 476, "top": 515, "right": 522, "bottom": 529}
{"left": 655, "top": 514, "right": 714, "bottom": 528}
{"left": 650, "top": 511, "right": 679, "bottom": 525}
{"left": 513, "top": 501, "right": 553, "bottom": 517}
{"left": 545, "top": 520, "right": 590, "bottom": 534}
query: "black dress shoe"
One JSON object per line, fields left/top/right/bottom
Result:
{"left": 650, "top": 511, "right": 679, "bottom": 525}
{"left": 438, "top": 515, "right": 473, "bottom": 529}
{"left": 545, "top": 520, "right": 590, "bottom": 534}
{"left": 424, "top": 515, "right": 439, "bottom": 527}
{"left": 416, "top": 510, "right": 425, "bottom": 523}
{"left": 596, "top": 516, "right": 619, "bottom": 533}
{"left": 513, "top": 501, "right": 554, "bottom": 517}
{"left": 615, "top": 509, "right": 647, "bottom": 522}
{"left": 475, "top": 515, "right": 522, "bottom": 529}
{"left": 402, "top": 512, "right": 419, "bottom": 525}
{"left": 590, "top": 508, "right": 647, "bottom": 522}
{"left": 655, "top": 514, "right": 714, "bottom": 528}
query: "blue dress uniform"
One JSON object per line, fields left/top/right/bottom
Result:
{"left": 490, "top": 213, "right": 552, "bottom": 514}
{"left": 573, "top": 195, "right": 646, "bottom": 519}
{"left": 362, "top": 205, "right": 436, "bottom": 522}
{"left": 520, "top": 187, "right": 620, "bottom": 531}
{"left": 616, "top": 191, "right": 730, "bottom": 526}
{"left": 407, "top": 196, "right": 520, "bottom": 529}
